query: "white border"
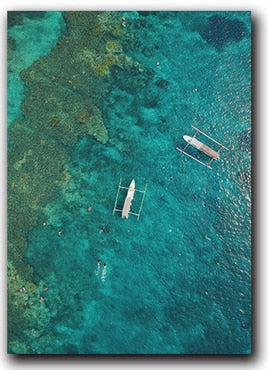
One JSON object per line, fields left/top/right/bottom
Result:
{"left": 1, "top": 0, "right": 266, "bottom": 368}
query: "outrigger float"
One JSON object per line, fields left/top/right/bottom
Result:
{"left": 176, "top": 126, "right": 228, "bottom": 169}
{"left": 112, "top": 179, "right": 148, "bottom": 220}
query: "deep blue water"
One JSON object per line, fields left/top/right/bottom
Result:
{"left": 8, "top": 11, "right": 251, "bottom": 354}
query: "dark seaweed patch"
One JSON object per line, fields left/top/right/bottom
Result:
{"left": 8, "top": 11, "right": 46, "bottom": 28}
{"left": 201, "top": 15, "right": 248, "bottom": 49}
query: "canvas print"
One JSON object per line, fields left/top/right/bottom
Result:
{"left": 7, "top": 11, "right": 251, "bottom": 354}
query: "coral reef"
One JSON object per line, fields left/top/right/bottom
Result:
{"left": 8, "top": 10, "right": 152, "bottom": 353}
{"left": 8, "top": 11, "right": 46, "bottom": 28}
{"left": 17, "top": 11, "right": 151, "bottom": 147}
{"left": 8, "top": 261, "right": 54, "bottom": 354}
{"left": 8, "top": 120, "right": 69, "bottom": 263}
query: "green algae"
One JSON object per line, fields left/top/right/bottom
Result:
{"left": 95, "top": 54, "right": 116, "bottom": 76}
{"left": 105, "top": 40, "right": 121, "bottom": 53}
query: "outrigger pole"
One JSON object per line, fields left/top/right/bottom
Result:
{"left": 192, "top": 126, "right": 229, "bottom": 150}
{"left": 176, "top": 147, "right": 213, "bottom": 169}
{"left": 112, "top": 178, "right": 122, "bottom": 215}
{"left": 137, "top": 183, "right": 148, "bottom": 220}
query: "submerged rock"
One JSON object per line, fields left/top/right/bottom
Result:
{"left": 155, "top": 78, "right": 170, "bottom": 89}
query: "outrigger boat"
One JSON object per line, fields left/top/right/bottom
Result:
{"left": 176, "top": 126, "right": 228, "bottom": 169}
{"left": 122, "top": 179, "right": 135, "bottom": 218}
{"left": 112, "top": 179, "right": 147, "bottom": 220}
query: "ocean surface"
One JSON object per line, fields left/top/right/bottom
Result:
{"left": 7, "top": 11, "right": 251, "bottom": 354}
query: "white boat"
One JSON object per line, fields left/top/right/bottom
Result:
{"left": 122, "top": 179, "right": 135, "bottom": 219}
{"left": 176, "top": 126, "right": 228, "bottom": 169}
{"left": 183, "top": 135, "right": 220, "bottom": 160}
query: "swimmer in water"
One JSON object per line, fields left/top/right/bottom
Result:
{"left": 100, "top": 225, "right": 109, "bottom": 234}
{"left": 101, "top": 263, "right": 107, "bottom": 282}
{"left": 96, "top": 258, "right": 101, "bottom": 276}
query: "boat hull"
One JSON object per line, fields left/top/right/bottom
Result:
{"left": 183, "top": 135, "right": 220, "bottom": 160}
{"left": 122, "top": 179, "right": 135, "bottom": 218}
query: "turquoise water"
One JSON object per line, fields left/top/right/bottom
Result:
{"left": 8, "top": 11, "right": 251, "bottom": 354}
{"left": 8, "top": 12, "right": 66, "bottom": 126}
